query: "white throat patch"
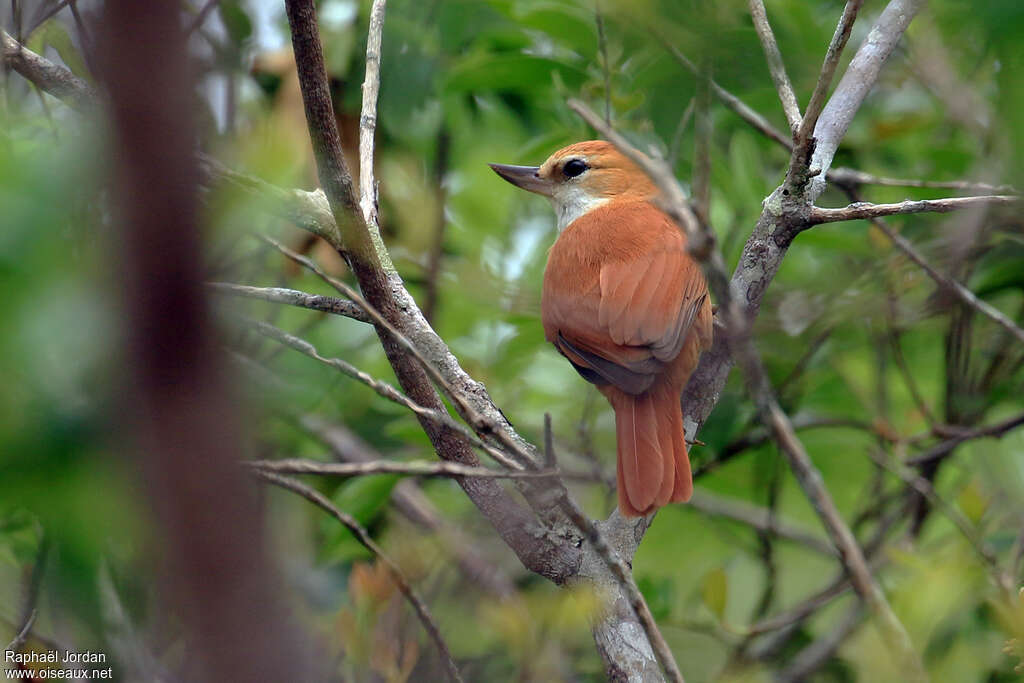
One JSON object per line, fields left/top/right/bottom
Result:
{"left": 550, "top": 184, "right": 610, "bottom": 231}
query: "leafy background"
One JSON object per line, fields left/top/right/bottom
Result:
{"left": 2, "top": 0, "right": 1023, "bottom": 680}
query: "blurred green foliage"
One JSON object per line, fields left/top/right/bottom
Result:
{"left": 2, "top": 0, "right": 1024, "bottom": 680}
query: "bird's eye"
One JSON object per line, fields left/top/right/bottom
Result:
{"left": 562, "top": 159, "right": 588, "bottom": 178}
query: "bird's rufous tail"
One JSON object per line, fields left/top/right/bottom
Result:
{"left": 606, "top": 384, "right": 692, "bottom": 517}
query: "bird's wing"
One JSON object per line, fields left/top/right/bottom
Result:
{"left": 545, "top": 204, "right": 708, "bottom": 395}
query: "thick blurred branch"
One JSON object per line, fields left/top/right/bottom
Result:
{"left": 95, "top": 0, "right": 304, "bottom": 679}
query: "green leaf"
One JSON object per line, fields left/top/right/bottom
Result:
{"left": 219, "top": 1, "right": 253, "bottom": 46}
{"left": 701, "top": 566, "right": 728, "bottom": 620}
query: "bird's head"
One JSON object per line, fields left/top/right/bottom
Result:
{"left": 490, "top": 140, "right": 657, "bottom": 231}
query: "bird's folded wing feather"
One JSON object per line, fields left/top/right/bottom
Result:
{"left": 550, "top": 216, "right": 706, "bottom": 395}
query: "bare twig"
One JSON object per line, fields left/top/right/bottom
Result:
{"left": 246, "top": 318, "right": 523, "bottom": 471}
{"left": 868, "top": 449, "right": 1014, "bottom": 593}
{"left": 863, "top": 216, "right": 1024, "bottom": 347}
{"left": 358, "top": 0, "right": 386, "bottom": 227}
{"left": 747, "top": 0, "right": 801, "bottom": 131}
{"left": 808, "top": 195, "right": 1020, "bottom": 224}
{"left": 776, "top": 603, "right": 865, "bottom": 682}
{"left": 298, "top": 415, "right": 518, "bottom": 599}
{"left": 263, "top": 236, "right": 540, "bottom": 469}
{"left": 661, "top": 41, "right": 792, "bottom": 151}
{"left": 907, "top": 412, "right": 1024, "bottom": 466}
{"left": 2, "top": 29, "right": 95, "bottom": 109}
{"left": 828, "top": 167, "right": 1017, "bottom": 195}
{"left": 688, "top": 490, "right": 835, "bottom": 556}
{"left": 257, "top": 471, "right": 463, "bottom": 683}
{"left": 807, "top": 0, "right": 928, "bottom": 201}
{"left": 208, "top": 282, "right": 370, "bottom": 323}
{"left": 248, "top": 457, "right": 561, "bottom": 480}
{"left": 792, "top": 0, "right": 863, "bottom": 159}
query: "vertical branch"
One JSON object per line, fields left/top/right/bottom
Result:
{"left": 97, "top": 1, "right": 303, "bottom": 679}
{"left": 359, "top": 0, "right": 387, "bottom": 229}
{"left": 807, "top": 0, "right": 927, "bottom": 200}
{"left": 793, "top": 0, "right": 864, "bottom": 153}
{"left": 747, "top": 0, "right": 801, "bottom": 131}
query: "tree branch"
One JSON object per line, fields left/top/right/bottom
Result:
{"left": 747, "top": 0, "right": 801, "bottom": 131}
{"left": 208, "top": 282, "right": 370, "bottom": 323}
{"left": 792, "top": 0, "right": 864, "bottom": 163}
{"left": 807, "top": 0, "right": 928, "bottom": 201}
{"left": 358, "top": 0, "right": 386, "bottom": 227}
{"left": 808, "top": 195, "right": 1020, "bottom": 224}
{"left": 248, "top": 458, "right": 563, "bottom": 480}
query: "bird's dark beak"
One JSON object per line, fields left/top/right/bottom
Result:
{"left": 488, "top": 163, "right": 553, "bottom": 197}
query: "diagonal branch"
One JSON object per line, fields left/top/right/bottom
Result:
{"left": 256, "top": 470, "right": 463, "bottom": 683}
{"left": 808, "top": 195, "right": 1020, "bottom": 224}
{"left": 208, "top": 282, "right": 370, "bottom": 323}
{"left": 747, "top": 0, "right": 801, "bottom": 131}
{"left": 792, "top": 0, "right": 864, "bottom": 160}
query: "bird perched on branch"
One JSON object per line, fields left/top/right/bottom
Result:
{"left": 490, "top": 141, "right": 712, "bottom": 517}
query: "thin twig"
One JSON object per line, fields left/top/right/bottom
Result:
{"left": 793, "top": 0, "right": 864, "bottom": 156}
{"left": 358, "top": 0, "right": 386, "bottom": 227}
{"left": 248, "top": 458, "right": 561, "bottom": 480}
{"left": 808, "top": 195, "right": 1020, "bottom": 224}
{"left": 868, "top": 449, "right": 1014, "bottom": 594}
{"left": 747, "top": 0, "right": 801, "bottom": 131}
{"left": 246, "top": 318, "right": 524, "bottom": 471}
{"left": 859, "top": 214, "right": 1024, "bottom": 347}
{"left": 256, "top": 471, "right": 463, "bottom": 683}
{"left": 208, "top": 282, "right": 370, "bottom": 323}
{"left": 907, "top": 412, "right": 1024, "bottom": 466}
{"left": 688, "top": 490, "right": 835, "bottom": 556}
{"left": 263, "top": 236, "right": 540, "bottom": 469}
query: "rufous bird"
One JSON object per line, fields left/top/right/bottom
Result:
{"left": 490, "top": 141, "right": 713, "bottom": 517}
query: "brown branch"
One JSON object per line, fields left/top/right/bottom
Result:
{"left": 1, "top": 29, "right": 95, "bottom": 109}
{"left": 747, "top": 0, "right": 801, "bottom": 131}
{"left": 248, "top": 458, "right": 563, "bottom": 480}
{"left": 256, "top": 470, "right": 463, "bottom": 683}
{"left": 907, "top": 412, "right": 1024, "bottom": 466}
{"left": 791, "top": 0, "right": 864, "bottom": 169}
{"left": 95, "top": 1, "right": 303, "bottom": 679}
{"left": 776, "top": 603, "right": 865, "bottom": 682}
{"left": 207, "top": 282, "right": 370, "bottom": 323}
{"left": 808, "top": 195, "right": 1020, "bottom": 224}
